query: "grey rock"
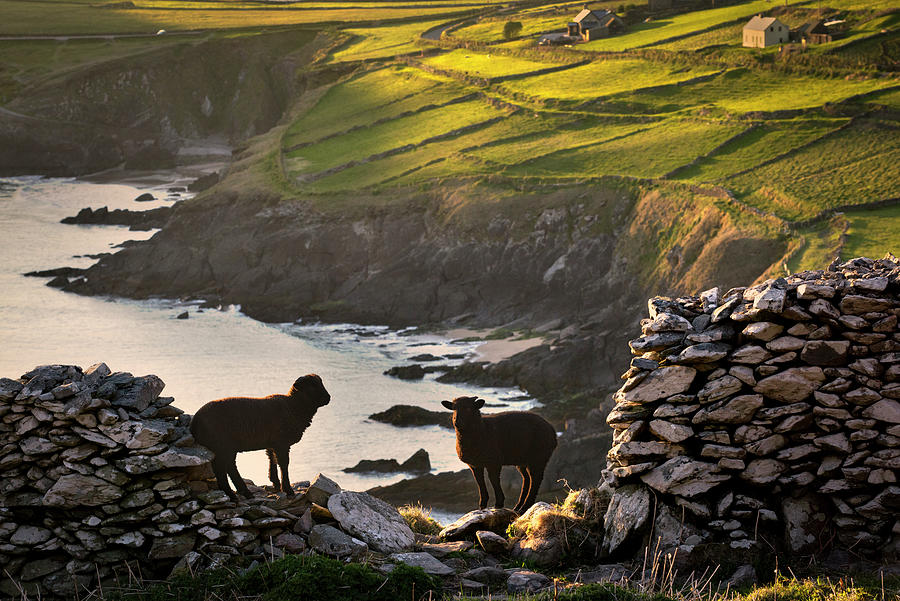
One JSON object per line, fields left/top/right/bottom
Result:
{"left": 862, "top": 399, "right": 900, "bottom": 424}
{"left": 641, "top": 456, "right": 729, "bottom": 497}
{"left": 43, "top": 475, "right": 124, "bottom": 507}
{"left": 754, "top": 367, "right": 825, "bottom": 402}
{"left": 602, "top": 485, "right": 650, "bottom": 556}
{"left": 328, "top": 491, "right": 415, "bottom": 553}
{"left": 476, "top": 530, "right": 509, "bottom": 554}
{"left": 507, "top": 570, "right": 551, "bottom": 594}
{"left": 649, "top": 420, "right": 694, "bottom": 443}
{"left": 306, "top": 472, "right": 341, "bottom": 506}
{"left": 439, "top": 508, "right": 517, "bottom": 540}
{"left": 309, "top": 524, "right": 367, "bottom": 559}
{"left": 615, "top": 366, "right": 696, "bottom": 404}
{"left": 675, "top": 343, "right": 730, "bottom": 364}
{"left": 389, "top": 552, "right": 455, "bottom": 576}
{"left": 742, "top": 322, "right": 784, "bottom": 342}
{"left": 693, "top": 395, "right": 763, "bottom": 425}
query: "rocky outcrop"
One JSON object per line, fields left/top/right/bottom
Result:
{"left": 343, "top": 449, "right": 431, "bottom": 474}
{"left": 603, "top": 256, "right": 900, "bottom": 561}
{"left": 61, "top": 205, "right": 175, "bottom": 231}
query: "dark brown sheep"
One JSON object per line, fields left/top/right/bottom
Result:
{"left": 190, "top": 374, "right": 330, "bottom": 500}
{"left": 442, "top": 396, "right": 557, "bottom": 513}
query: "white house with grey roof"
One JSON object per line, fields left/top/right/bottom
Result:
{"left": 742, "top": 15, "right": 789, "bottom": 48}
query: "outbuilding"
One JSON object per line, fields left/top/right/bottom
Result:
{"left": 742, "top": 15, "right": 789, "bottom": 48}
{"left": 567, "top": 5, "right": 625, "bottom": 41}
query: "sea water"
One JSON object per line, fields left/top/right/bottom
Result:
{"left": 0, "top": 174, "right": 534, "bottom": 507}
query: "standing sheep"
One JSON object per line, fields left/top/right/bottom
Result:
{"left": 442, "top": 396, "right": 557, "bottom": 513}
{"left": 190, "top": 374, "right": 331, "bottom": 500}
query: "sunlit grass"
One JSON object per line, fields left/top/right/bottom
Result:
{"left": 285, "top": 98, "right": 508, "bottom": 176}
{"left": 422, "top": 48, "right": 559, "bottom": 78}
{"left": 727, "top": 119, "right": 900, "bottom": 221}
{"left": 505, "top": 118, "right": 743, "bottom": 179}
{"left": 608, "top": 68, "right": 898, "bottom": 115}
{"left": 495, "top": 57, "right": 721, "bottom": 103}
{"left": 329, "top": 18, "right": 450, "bottom": 62}
{"left": 283, "top": 66, "right": 466, "bottom": 149}
{"left": 671, "top": 120, "right": 844, "bottom": 182}
{"left": 841, "top": 204, "right": 900, "bottom": 261}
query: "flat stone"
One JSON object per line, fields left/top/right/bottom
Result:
{"left": 390, "top": 552, "right": 455, "bottom": 576}
{"left": 608, "top": 441, "right": 683, "bottom": 465}
{"left": 796, "top": 284, "right": 835, "bottom": 299}
{"left": 740, "top": 459, "right": 787, "bottom": 484}
{"left": 629, "top": 332, "right": 685, "bottom": 353}
{"left": 742, "top": 322, "right": 784, "bottom": 342}
{"left": 766, "top": 336, "right": 806, "bottom": 352}
{"left": 801, "top": 341, "right": 850, "bottom": 366}
{"left": 840, "top": 295, "right": 894, "bottom": 314}
{"left": 646, "top": 313, "right": 692, "bottom": 333}
{"left": 754, "top": 367, "right": 825, "bottom": 403}
{"left": 752, "top": 287, "right": 786, "bottom": 313}
{"left": 730, "top": 345, "right": 773, "bottom": 365}
{"left": 507, "top": 570, "right": 551, "bottom": 594}
{"left": 615, "top": 366, "right": 696, "bottom": 404}
{"left": 862, "top": 400, "right": 900, "bottom": 424}
{"left": 10, "top": 525, "right": 53, "bottom": 545}
{"left": 648, "top": 420, "right": 694, "bottom": 443}
{"left": 306, "top": 472, "right": 342, "bottom": 506}
{"left": 43, "top": 475, "right": 124, "bottom": 507}
{"left": 675, "top": 343, "right": 730, "bottom": 364}
{"left": 640, "top": 456, "right": 729, "bottom": 497}
{"left": 698, "top": 375, "right": 743, "bottom": 403}
{"left": 809, "top": 299, "right": 840, "bottom": 320}
{"left": 693, "top": 395, "right": 763, "bottom": 425}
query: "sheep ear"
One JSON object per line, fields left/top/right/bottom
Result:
{"left": 441, "top": 400, "right": 454, "bottom": 410}
{"left": 474, "top": 398, "right": 485, "bottom": 409}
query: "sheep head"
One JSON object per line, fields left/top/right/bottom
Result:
{"left": 290, "top": 374, "right": 331, "bottom": 407}
{"left": 441, "top": 396, "right": 485, "bottom": 432}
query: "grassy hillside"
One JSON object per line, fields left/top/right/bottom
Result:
{"left": 2, "top": 0, "right": 898, "bottom": 275}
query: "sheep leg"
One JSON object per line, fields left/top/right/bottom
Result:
{"left": 273, "top": 445, "right": 294, "bottom": 496}
{"left": 266, "top": 449, "right": 279, "bottom": 489}
{"left": 522, "top": 465, "right": 545, "bottom": 511}
{"left": 514, "top": 465, "right": 532, "bottom": 514}
{"left": 225, "top": 455, "right": 252, "bottom": 498}
{"left": 487, "top": 465, "right": 504, "bottom": 509}
{"left": 469, "top": 465, "right": 489, "bottom": 509}
{"left": 212, "top": 454, "right": 237, "bottom": 500}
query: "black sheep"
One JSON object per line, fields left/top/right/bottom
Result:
{"left": 190, "top": 374, "right": 330, "bottom": 499}
{"left": 442, "top": 396, "right": 557, "bottom": 513}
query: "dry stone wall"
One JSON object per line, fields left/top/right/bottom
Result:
{"left": 0, "top": 364, "right": 408, "bottom": 598}
{"left": 603, "top": 256, "right": 900, "bottom": 561}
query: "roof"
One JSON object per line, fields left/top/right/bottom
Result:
{"left": 797, "top": 20, "right": 829, "bottom": 34}
{"left": 573, "top": 8, "right": 611, "bottom": 23}
{"left": 744, "top": 15, "right": 779, "bottom": 31}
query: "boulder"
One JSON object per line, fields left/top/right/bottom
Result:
{"left": 327, "top": 491, "right": 415, "bottom": 553}
{"left": 368, "top": 405, "right": 452, "bottom": 428}
{"left": 439, "top": 508, "right": 517, "bottom": 540}
{"left": 507, "top": 570, "right": 551, "bottom": 594}
{"left": 476, "top": 530, "right": 509, "bottom": 554}
{"left": 306, "top": 472, "right": 342, "bottom": 506}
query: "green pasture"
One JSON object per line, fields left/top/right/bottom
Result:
{"left": 0, "top": 0, "right": 467, "bottom": 35}
{"left": 422, "top": 49, "right": 559, "bottom": 78}
{"left": 284, "top": 97, "right": 508, "bottom": 176}
{"left": 494, "top": 57, "right": 721, "bottom": 103}
{"left": 607, "top": 67, "right": 898, "bottom": 115}
{"left": 842, "top": 204, "right": 900, "bottom": 260}
{"left": 578, "top": 0, "right": 808, "bottom": 52}
{"left": 465, "top": 116, "right": 651, "bottom": 166}
{"left": 727, "top": 120, "right": 900, "bottom": 221}
{"left": 671, "top": 119, "right": 844, "bottom": 182}
{"left": 283, "top": 66, "right": 467, "bottom": 149}
{"left": 504, "top": 118, "right": 744, "bottom": 179}
{"left": 328, "top": 19, "right": 449, "bottom": 62}
{"left": 307, "top": 112, "right": 553, "bottom": 191}
{"left": 448, "top": 1, "right": 623, "bottom": 43}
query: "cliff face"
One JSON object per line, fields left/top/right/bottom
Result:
{"left": 64, "top": 178, "right": 787, "bottom": 403}
{"left": 0, "top": 30, "right": 334, "bottom": 176}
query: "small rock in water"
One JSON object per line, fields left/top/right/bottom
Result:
{"left": 134, "top": 192, "right": 155, "bottom": 202}
{"left": 176, "top": 311, "right": 189, "bottom": 320}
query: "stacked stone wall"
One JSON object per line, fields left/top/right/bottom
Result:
{"left": 0, "top": 364, "right": 316, "bottom": 598}
{"left": 603, "top": 256, "right": 900, "bottom": 560}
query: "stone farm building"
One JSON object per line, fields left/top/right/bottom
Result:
{"left": 742, "top": 15, "right": 789, "bottom": 48}
{"left": 792, "top": 20, "right": 836, "bottom": 44}
{"left": 567, "top": 6, "right": 625, "bottom": 41}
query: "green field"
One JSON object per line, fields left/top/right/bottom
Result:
{"left": 3, "top": 0, "right": 898, "bottom": 267}
{"left": 495, "top": 57, "right": 722, "bottom": 103}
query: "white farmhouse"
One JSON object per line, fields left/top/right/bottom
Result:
{"left": 742, "top": 15, "right": 789, "bottom": 48}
